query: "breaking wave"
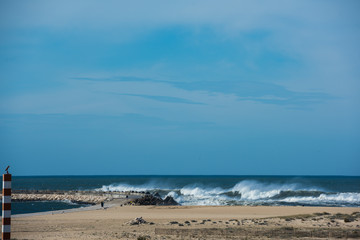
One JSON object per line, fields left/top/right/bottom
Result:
{"left": 97, "top": 179, "right": 360, "bottom": 207}
{"left": 279, "top": 192, "right": 360, "bottom": 206}
{"left": 97, "top": 180, "right": 172, "bottom": 193}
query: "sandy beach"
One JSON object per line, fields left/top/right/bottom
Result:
{"left": 11, "top": 203, "right": 360, "bottom": 239}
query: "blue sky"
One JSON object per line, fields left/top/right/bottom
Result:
{"left": 0, "top": 0, "right": 359, "bottom": 176}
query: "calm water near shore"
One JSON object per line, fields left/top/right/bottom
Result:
{"left": 3, "top": 201, "right": 87, "bottom": 215}
{"left": 2, "top": 175, "right": 360, "bottom": 214}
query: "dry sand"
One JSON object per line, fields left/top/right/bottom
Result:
{"left": 10, "top": 203, "right": 360, "bottom": 239}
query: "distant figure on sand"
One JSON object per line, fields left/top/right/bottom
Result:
{"left": 101, "top": 202, "right": 104, "bottom": 208}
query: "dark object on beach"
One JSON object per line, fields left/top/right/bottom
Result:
{"left": 129, "top": 217, "right": 147, "bottom": 225}
{"left": 133, "top": 195, "right": 178, "bottom": 206}
{"left": 137, "top": 236, "right": 150, "bottom": 240}
{"left": 154, "top": 192, "right": 161, "bottom": 197}
{"left": 101, "top": 202, "right": 104, "bottom": 208}
{"left": 344, "top": 217, "right": 354, "bottom": 223}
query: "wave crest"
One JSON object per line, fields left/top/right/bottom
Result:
{"left": 281, "top": 192, "right": 360, "bottom": 205}
{"left": 231, "top": 180, "right": 299, "bottom": 200}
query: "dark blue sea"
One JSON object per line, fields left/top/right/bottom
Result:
{"left": 2, "top": 175, "right": 360, "bottom": 215}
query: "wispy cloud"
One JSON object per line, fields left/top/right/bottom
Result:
{"left": 74, "top": 75, "right": 334, "bottom": 107}
{"left": 114, "top": 93, "right": 206, "bottom": 105}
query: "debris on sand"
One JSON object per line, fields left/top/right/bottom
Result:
{"left": 128, "top": 217, "right": 147, "bottom": 225}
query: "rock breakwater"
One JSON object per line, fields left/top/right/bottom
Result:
{"left": 2, "top": 190, "right": 178, "bottom": 206}
{"left": 132, "top": 194, "right": 178, "bottom": 206}
{"left": 11, "top": 193, "right": 107, "bottom": 205}
{"left": 6, "top": 190, "right": 146, "bottom": 205}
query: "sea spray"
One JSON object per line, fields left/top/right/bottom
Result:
{"left": 98, "top": 180, "right": 174, "bottom": 192}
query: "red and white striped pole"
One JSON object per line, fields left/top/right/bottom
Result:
{"left": 2, "top": 166, "right": 11, "bottom": 240}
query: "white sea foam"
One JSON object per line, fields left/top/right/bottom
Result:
{"left": 180, "top": 186, "right": 225, "bottom": 197}
{"left": 175, "top": 185, "right": 230, "bottom": 205}
{"left": 97, "top": 181, "right": 171, "bottom": 192}
{"left": 170, "top": 191, "right": 230, "bottom": 206}
{"left": 166, "top": 191, "right": 179, "bottom": 199}
{"left": 281, "top": 192, "right": 360, "bottom": 205}
{"left": 231, "top": 180, "right": 300, "bottom": 200}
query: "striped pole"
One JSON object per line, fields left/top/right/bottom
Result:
{"left": 2, "top": 171, "right": 11, "bottom": 240}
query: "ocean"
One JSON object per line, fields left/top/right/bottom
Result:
{"left": 3, "top": 175, "right": 360, "bottom": 215}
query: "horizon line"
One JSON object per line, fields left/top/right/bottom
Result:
{"left": 8, "top": 174, "right": 360, "bottom": 178}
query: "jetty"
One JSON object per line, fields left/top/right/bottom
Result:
{"left": 5, "top": 190, "right": 178, "bottom": 206}
{"left": 8, "top": 190, "right": 145, "bottom": 205}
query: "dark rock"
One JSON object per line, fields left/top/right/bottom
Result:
{"left": 133, "top": 195, "right": 178, "bottom": 206}
{"left": 162, "top": 196, "right": 178, "bottom": 205}
{"left": 154, "top": 192, "right": 161, "bottom": 198}
{"left": 133, "top": 195, "right": 163, "bottom": 205}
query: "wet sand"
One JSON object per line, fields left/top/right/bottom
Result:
{"left": 11, "top": 204, "right": 360, "bottom": 239}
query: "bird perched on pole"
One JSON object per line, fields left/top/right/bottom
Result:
{"left": 5, "top": 166, "right": 10, "bottom": 174}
